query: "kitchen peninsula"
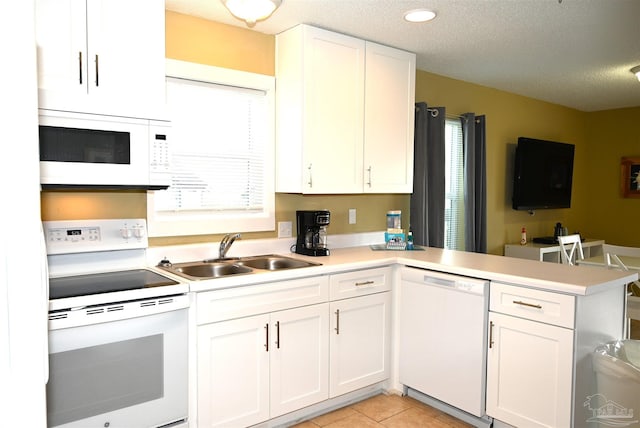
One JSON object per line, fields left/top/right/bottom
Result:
{"left": 148, "top": 242, "right": 636, "bottom": 428}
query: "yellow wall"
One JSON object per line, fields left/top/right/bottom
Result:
{"left": 165, "top": 11, "right": 274, "bottom": 75}
{"left": 583, "top": 107, "right": 640, "bottom": 246}
{"left": 40, "top": 11, "right": 640, "bottom": 252}
{"left": 414, "top": 70, "right": 589, "bottom": 254}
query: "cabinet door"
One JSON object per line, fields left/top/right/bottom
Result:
{"left": 35, "top": 0, "right": 165, "bottom": 117}
{"left": 35, "top": 0, "right": 87, "bottom": 98}
{"left": 329, "top": 292, "right": 391, "bottom": 397}
{"left": 486, "top": 312, "right": 574, "bottom": 428}
{"left": 302, "top": 26, "right": 365, "bottom": 194}
{"left": 86, "top": 0, "right": 165, "bottom": 110}
{"left": 364, "top": 42, "right": 416, "bottom": 194}
{"left": 270, "top": 304, "right": 329, "bottom": 417}
{"left": 197, "top": 314, "right": 270, "bottom": 428}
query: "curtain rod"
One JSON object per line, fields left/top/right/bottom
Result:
{"left": 426, "top": 108, "right": 466, "bottom": 120}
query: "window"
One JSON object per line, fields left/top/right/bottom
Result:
{"left": 147, "top": 60, "right": 275, "bottom": 237}
{"left": 444, "top": 118, "right": 464, "bottom": 250}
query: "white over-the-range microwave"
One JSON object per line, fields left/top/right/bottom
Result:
{"left": 38, "top": 109, "right": 171, "bottom": 190}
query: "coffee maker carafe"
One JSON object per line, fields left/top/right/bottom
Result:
{"left": 295, "top": 210, "right": 330, "bottom": 256}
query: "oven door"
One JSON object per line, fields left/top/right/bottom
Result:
{"left": 47, "top": 307, "right": 188, "bottom": 428}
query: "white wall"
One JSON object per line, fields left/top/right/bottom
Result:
{"left": 0, "top": 1, "right": 48, "bottom": 426}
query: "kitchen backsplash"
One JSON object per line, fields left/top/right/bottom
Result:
{"left": 145, "top": 231, "right": 385, "bottom": 266}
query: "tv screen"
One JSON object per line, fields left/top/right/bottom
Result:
{"left": 512, "top": 137, "right": 575, "bottom": 210}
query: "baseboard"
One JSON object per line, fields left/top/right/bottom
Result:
{"left": 251, "top": 384, "right": 384, "bottom": 428}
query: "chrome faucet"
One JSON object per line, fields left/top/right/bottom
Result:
{"left": 219, "top": 233, "right": 241, "bottom": 259}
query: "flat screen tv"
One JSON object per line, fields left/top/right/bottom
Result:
{"left": 512, "top": 137, "right": 575, "bottom": 211}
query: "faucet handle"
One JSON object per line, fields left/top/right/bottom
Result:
{"left": 219, "top": 233, "right": 241, "bottom": 258}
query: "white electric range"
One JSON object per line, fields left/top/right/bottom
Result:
{"left": 43, "top": 218, "right": 189, "bottom": 428}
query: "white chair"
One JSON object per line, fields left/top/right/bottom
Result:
{"left": 557, "top": 234, "right": 584, "bottom": 265}
{"left": 603, "top": 243, "right": 640, "bottom": 294}
{"left": 603, "top": 243, "right": 640, "bottom": 270}
{"left": 603, "top": 243, "right": 640, "bottom": 339}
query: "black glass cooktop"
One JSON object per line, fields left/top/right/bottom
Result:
{"left": 49, "top": 269, "right": 179, "bottom": 300}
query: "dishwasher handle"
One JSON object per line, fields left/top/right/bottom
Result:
{"left": 423, "top": 276, "right": 456, "bottom": 288}
{"left": 401, "top": 267, "right": 488, "bottom": 295}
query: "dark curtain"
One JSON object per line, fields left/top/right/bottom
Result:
{"left": 462, "top": 113, "right": 487, "bottom": 253}
{"left": 410, "top": 102, "right": 445, "bottom": 248}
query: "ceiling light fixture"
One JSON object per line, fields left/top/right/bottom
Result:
{"left": 221, "top": 0, "right": 282, "bottom": 28}
{"left": 631, "top": 65, "right": 640, "bottom": 82}
{"left": 404, "top": 8, "right": 437, "bottom": 23}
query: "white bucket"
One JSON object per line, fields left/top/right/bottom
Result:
{"left": 589, "top": 340, "right": 640, "bottom": 427}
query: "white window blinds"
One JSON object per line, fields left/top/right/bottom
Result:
{"left": 147, "top": 60, "right": 275, "bottom": 237}
{"left": 154, "top": 78, "right": 267, "bottom": 213}
{"left": 444, "top": 118, "right": 465, "bottom": 250}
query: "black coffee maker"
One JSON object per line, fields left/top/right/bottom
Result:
{"left": 295, "top": 210, "right": 330, "bottom": 256}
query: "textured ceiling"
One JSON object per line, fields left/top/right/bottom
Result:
{"left": 166, "top": 0, "right": 640, "bottom": 112}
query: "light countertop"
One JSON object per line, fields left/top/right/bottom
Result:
{"left": 154, "top": 244, "right": 637, "bottom": 296}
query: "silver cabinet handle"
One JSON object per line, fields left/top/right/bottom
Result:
{"left": 307, "top": 164, "right": 313, "bottom": 188}
{"left": 95, "top": 54, "right": 99, "bottom": 87}
{"left": 275, "top": 321, "right": 280, "bottom": 349}
{"left": 78, "top": 51, "right": 83, "bottom": 84}
{"left": 264, "top": 323, "right": 269, "bottom": 352}
{"left": 489, "top": 321, "right": 495, "bottom": 349}
{"left": 366, "top": 166, "right": 372, "bottom": 187}
{"left": 355, "top": 280, "right": 374, "bottom": 287}
{"left": 334, "top": 309, "right": 340, "bottom": 335}
{"left": 513, "top": 300, "right": 542, "bottom": 309}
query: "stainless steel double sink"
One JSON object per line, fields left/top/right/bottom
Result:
{"left": 158, "top": 254, "right": 320, "bottom": 281}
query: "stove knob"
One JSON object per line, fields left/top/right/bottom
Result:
{"left": 120, "top": 228, "right": 132, "bottom": 239}
{"left": 133, "top": 227, "right": 145, "bottom": 239}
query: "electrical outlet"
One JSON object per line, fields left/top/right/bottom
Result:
{"left": 348, "top": 208, "right": 356, "bottom": 224}
{"left": 278, "top": 221, "right": 292, "bottom": 238}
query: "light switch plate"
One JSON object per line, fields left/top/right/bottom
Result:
{"left": 278, "top": 221, "right": 292, "bottom": 238}
{"left": 348, "top": 209, "right": 356, "bottom": 224}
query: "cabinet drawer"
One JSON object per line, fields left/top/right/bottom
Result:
{"left": 330, "top": 267, "right": 392, "bottom": 300}
{"left": 490, "top": 282, "right": 575, "bottom": 328}
{"left": 197, "top": 276, "right": 329, "bottom": 325}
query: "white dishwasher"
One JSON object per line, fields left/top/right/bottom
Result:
{"left": 399, "top": 266, "right": 491, "bottom": 427}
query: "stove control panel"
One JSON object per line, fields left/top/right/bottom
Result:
{"left": 44, "top": 219, "right": 148, "bottom": 255}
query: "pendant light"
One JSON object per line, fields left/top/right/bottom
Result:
{"left": 221, "top": 0, "right": 282, "bottom": 27}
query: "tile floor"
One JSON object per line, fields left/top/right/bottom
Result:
{"left": 291, "top": 393, "right": 473, "bottom": 427}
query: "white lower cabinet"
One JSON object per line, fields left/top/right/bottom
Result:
{"left": 485, "top": 281, "right": 626, "bottom": 428}
{"left": 195, "top": 267, "right": 392, "bottom": 426}
{"left": 196, "top": 276, "right": 329, "bottom": 428}
{"left": 197, "top": 313, "right": 270, "bottom": 428}
{"left": 270, "top": 304, "right": 329, "bottom": 417}
{"left": 486, "top": 311, "right": 574, "bottom": 428}
{"left": 197, "top": 303, "right": 329, "bottom": 427}
{"left": 329, "top": 292, "right": 391, "bottom": 397}
{"left": 328, "top": 267, "right": 392, "bottom": 397}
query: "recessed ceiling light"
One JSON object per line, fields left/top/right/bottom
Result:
{"left": 404, "top": 9, "right": 436, "bottom": 23}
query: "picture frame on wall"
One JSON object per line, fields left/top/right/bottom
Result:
{"left": 621, "top": 157, "right": 640, "bottom": 198}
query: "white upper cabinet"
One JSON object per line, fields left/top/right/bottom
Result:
{"left": 35, "top": 0, "right": 166, "bottom": 119}
{"left": 276, "top": 24, "right": 415, "bottom": 194}
{"left": 276, "top": 25, "right": 365, "bottom": 194}
{"left": 363, "top": 42, "right": 416, "bottom": 193}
